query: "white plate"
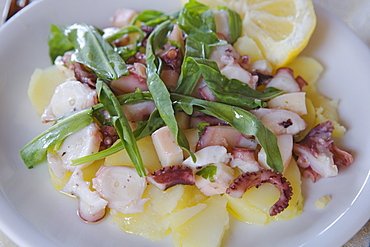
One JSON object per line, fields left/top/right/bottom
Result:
{"left": 0, "top": 0, "right": 369, "bottom": 246}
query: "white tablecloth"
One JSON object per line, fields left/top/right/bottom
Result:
{"left": 0, "top": 0, "right": 369, "bottom": 246}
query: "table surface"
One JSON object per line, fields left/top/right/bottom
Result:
{"left": 0, "top": 0, "right": 369, "bottom": 246}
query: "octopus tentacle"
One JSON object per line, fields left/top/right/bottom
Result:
{"left": 293, "top": 121, "right": 354, "bottom": 180}
{"left": 146, "top": 165, "right": 195, "bottom": 191}
{"left": 226, "top": 169, "right": 293, "bottom": 216}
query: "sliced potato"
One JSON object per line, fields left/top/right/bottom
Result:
{"left": 226, "top": 159, "right": 303, "bottom": 225}
{"left": 111, "top": 185, "right": 185, "bottom": 240}
{"left": 104, "top": 135, "right": 162, "bottom": 172}
{"left": 172, "top": 195, "right": 229, "bottom": 247}
{"left": 28, "top": 65, "right": 69, "bottom": 115}
{"left": 48, "top": 159, "right": 104, "bottom": 192}
{"left": 288, "top": 56, "right": 346, "bottom": 137}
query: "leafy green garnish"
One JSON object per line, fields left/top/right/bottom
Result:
{"left": 104, "top": 25, "right": 144, "bottom": 43}
{"left": 171, "top": 94, "right": 284, "bottom": 173}
{"left": 20, "top": 108, "right": 93, "bottom": 168}
{"left": 217, "top": 7, "right": 242, "bottom": 44}
{"left": 96, "top": 79, "right": 146, "bottom": 177}
{"left": 174, "top": 37, "right": 204, "bottom": 95}
{"left": 146, "top": 20, "right": 195, "bottom": 161}
{"left": 48, "top": 25, "right": 74, "bottom": 62}
{"left": 64, "top": 23, "right": 128, "bottom": 80}
{"left": 196, "top": 165, "right": 217, "bottom": 182}
{"left": 177, "top": 7, "right": 221, "bottom": 47}
{"left": 197, "top": 122, "right": 210, "bottom": 136}
{"left": 72, "top": 108, "right": 164, "bottom": 166}
{"left": 192, "top": 58, "right": 284, "bottom": 108}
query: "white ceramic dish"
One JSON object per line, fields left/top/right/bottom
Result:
{"left": 0, "top": 0, "right": 369, "bottom": 246}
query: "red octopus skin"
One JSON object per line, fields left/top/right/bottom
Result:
{"left": 293, "top": 121, "right": 354, "bottom": 181}
{"left": 226, "top": 169, "right": 293, "bottom": 216}
{"left": 146, "top": 165, "right": 195, "bottom": 191}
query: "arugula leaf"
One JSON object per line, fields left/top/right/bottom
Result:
{"left": 104, "top": 25, "right": 144, "bottom": 43}
{"left": 175, "top": 5, "right": 227, "bottom": 95}
{"left": 136, "top": 10, "right": 178, "bottom": 27}
{"left": 146, "top": 20, "right": 194, "bottom": 161}
{"left": 138, "top": 10, "right": 164, "bottom": 21}
{"left": 217, "top": 7, "right": 242, "bottom": 44}
{"left": 20, "top": 108, "right": 93, "bottom": 168}
{"left": 72, "top": 141, "right": 124, "bottom": 166}
{"left": 178, "top": 7, "right": 220, "bottom": 46}
{"left": 226, "top": 8, "right": 242, "bottom": 44}
{"left": 96, "top": 79, "right": 145, "bottom": 177}
{"left": 64, "top": 23, "right": 128, "bottom": 80}
{"left": 48, "top": 25, "right": 74, "bottom": 62}
{"left": 171, "top": 94, "right": 283, "bottom": 173}
{"left": 72, "top": 109, "right": 164, "bottom": 166}
{"left": 133, "top": 109, "right": 164, "bottom": 140}
{"left": 201, "top": 9, "right": 217, "bottom": 32}
{"left": 115, "top": 47, "right": 137, "bottom": 62}
{"left": 196, "top": 165, "right": 217, "bottom": 182}
{"left": 175, "top": 37, "right": 205, "bottom": 94}
{"left": 197, "top": 122, "right": 210, "bottom": 136}
{"left": 183, "top": 0, "right": 209, "bottom": 13}
{"left": 192, "top": 58, "right": 284, "bottom": 108}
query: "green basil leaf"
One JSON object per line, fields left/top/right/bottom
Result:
{"left": 20, "top": 108, "right": 93, "bottom": 169}
{"left": 96, "top": 79, "right": 146, "bottom": 177}
{"left": 171, "top": 94, "right": 283, "bottom": 173}
{"left": 64, "top": 23, "right": 128, "bottom": 80}
{"left": 48, "top": 24, "right": 74, "bottom": 63}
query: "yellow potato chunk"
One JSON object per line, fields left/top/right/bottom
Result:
{"left": 168, "top": 203, "right": 207, "bottom": 230}
{"left": 28, "top": 65, "right": 69, "bottom": 115}
{"left": 112, "top": 185, "right": 183, "bottom": 240}
{"left": 48, "top": 159, "right": 104, "bottom": 192}
{"left": 288, "top": 56, "right": 346, "bottom": 137}
{"left": 233, "top": 35, "right": 265, "bottom": 63}
{"left": 104, "top": 136, "right": 162, "bottom": 172}
{"left": 112, "top": 184, "right": 207, "bottom": 241}
{"left": 172, "top": 195, "right": 229, "bottom": 247}
{"left": 315, "top": 195, "right": 332, "bottom": 209}
{"left": 48, "top": 166, "right": 72, "bottom": 192}
{"left": 295, "top": 98, "right": 315, "bottom": 142}
{"left": 226, "top": 159, "right": 303, "bottom": 225}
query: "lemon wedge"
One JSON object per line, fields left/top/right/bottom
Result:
{"left": 181, "top": 0, "right": 316, "bottom": 69}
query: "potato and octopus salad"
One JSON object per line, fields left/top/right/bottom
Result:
{"left": 21, "top": 0, "right": 354, "bottom": 246}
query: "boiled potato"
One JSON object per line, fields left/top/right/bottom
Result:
{"left": 104, "top": 135, "right": 162, "bottom": 172}
{"left": 112, "top": 185, "right": 184, "bottom": 240}
{"left": 172, "top": 195, "right": 229, "bottom": 247}
{"left": 295, "top": 98, "right": 316, "bottom": 142}
{"left": 48, "top": 159, "right": 104, "bottom": 191}
{"left": 288, "top": 56, "right": 346, "bottom": 137}
{"left": 226, "top": 159, "right": 303, "bottom": 225}
{"left": 28, "top": 65, "right": 69, "bottom": 115}
{"left": 112, "top": 184, "right": 206, "bottom": 241}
